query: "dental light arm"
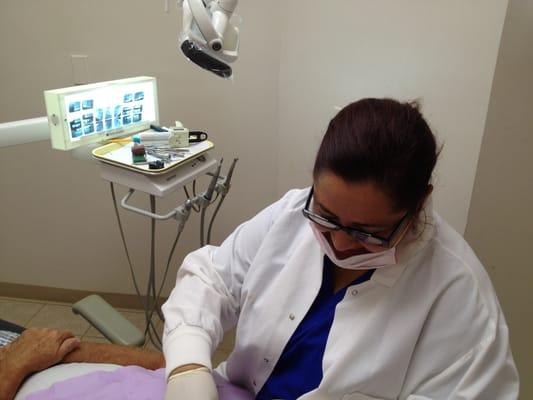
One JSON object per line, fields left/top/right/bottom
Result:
{"left": 178, "top": 0, "right": 240, "bottom": 78}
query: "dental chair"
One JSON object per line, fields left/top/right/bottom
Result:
{"left": 72, "top": 295, "right": 145, "bottom": 347}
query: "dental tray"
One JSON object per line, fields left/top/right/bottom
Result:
{"left": 92, "top": 139, "right": 214, "bottom": 175}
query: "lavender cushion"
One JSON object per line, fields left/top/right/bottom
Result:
{"left": 24, "top": 366, "right": 254, "bottom": 400}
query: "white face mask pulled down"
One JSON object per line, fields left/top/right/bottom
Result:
{"left": 310, "top": 223, "right": 397, "bottom": 270}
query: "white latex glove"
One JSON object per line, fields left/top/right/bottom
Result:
{"left": 165, "top": 367, "right": 218, "bottom": 400}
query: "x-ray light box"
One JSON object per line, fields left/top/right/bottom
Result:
{"left": 44, "top": 76, "right": 159, "bottom": 150}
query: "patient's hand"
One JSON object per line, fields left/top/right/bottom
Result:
{"left": 0, "top": 327, "right": 80, "bottom": 400}
{"left": 2, "top": 327, "right": 80, "bottom": 374}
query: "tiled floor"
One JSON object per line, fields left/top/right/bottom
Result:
{"left": 0, "top": 296, "right": 234, "bottom": 363}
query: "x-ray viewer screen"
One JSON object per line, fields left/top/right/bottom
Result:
{"left": 63, "top": 81, "right": 156, "bottom": 141}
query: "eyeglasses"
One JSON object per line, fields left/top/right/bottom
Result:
{"left": 302, "top": 186, "right": 412, "bottom": 249}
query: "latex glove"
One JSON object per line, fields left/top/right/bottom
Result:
{"left": 165, "top": 367, "right": 218, "bottom": 400}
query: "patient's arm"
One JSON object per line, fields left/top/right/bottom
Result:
{"left": 0, "top": 327, "right": 164, "bottom": 400}
{"left": 0, "top": 327, "right": 80, "bottom": 400}
{"left": 62, "top": 341, "right": 165, "bottom": 370}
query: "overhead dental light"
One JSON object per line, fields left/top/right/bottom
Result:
{"left": 178, "top": 0, "right": 240, "bottom": 78}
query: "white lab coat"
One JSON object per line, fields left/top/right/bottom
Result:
{"left": 162, "top": 189, "right": 519, "bottom": 399}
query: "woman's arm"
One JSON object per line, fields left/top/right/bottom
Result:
{"left": 162, "top": 191, "right": 295, "bottom": 379}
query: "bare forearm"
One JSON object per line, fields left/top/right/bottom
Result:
{"left": 0, "top": 371, "right": 25, "bottom": 400}
{"left": 0, "top": 349, "right": 30, "bottom": 400}
{"left": 62, "top": 342, "right": 165, "bottom": 370}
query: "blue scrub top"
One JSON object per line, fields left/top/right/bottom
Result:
{"left": 256, "top": 257, "right": 374, "bottom": 400}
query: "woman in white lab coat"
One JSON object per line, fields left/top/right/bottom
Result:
{"left": 162, "top": 98, "right": 519, "bottom": 400}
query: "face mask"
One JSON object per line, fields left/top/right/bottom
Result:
{"left": 310, "top": 223, "right": 397, "bottom": 270}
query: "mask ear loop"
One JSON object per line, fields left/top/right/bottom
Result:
{"left": 388, "top": 214, "right": 417, "bottom": 249}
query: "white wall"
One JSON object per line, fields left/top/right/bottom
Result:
{"left": 276, "top": 0, "right": 508, "bottom": 234}
{"left": 465, "top": 0, "right": 533, "bottom": 394}
{"left": 0, "top": 0, "right": 509, "bottom": 296}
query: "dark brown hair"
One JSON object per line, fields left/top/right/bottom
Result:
{"left": 313, "top": 98, "right": 439, "bottom": 212}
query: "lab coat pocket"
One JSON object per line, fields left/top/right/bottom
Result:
{"left": 341, "top": 392, "right": 383, "bottom": 400}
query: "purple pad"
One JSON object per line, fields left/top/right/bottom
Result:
{"left": 25, "top": 366, "right": 254, "bottom": 400}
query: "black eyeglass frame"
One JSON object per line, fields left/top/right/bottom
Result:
{"left": 302, "top": 186, "right": 412, "bottom": 248}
